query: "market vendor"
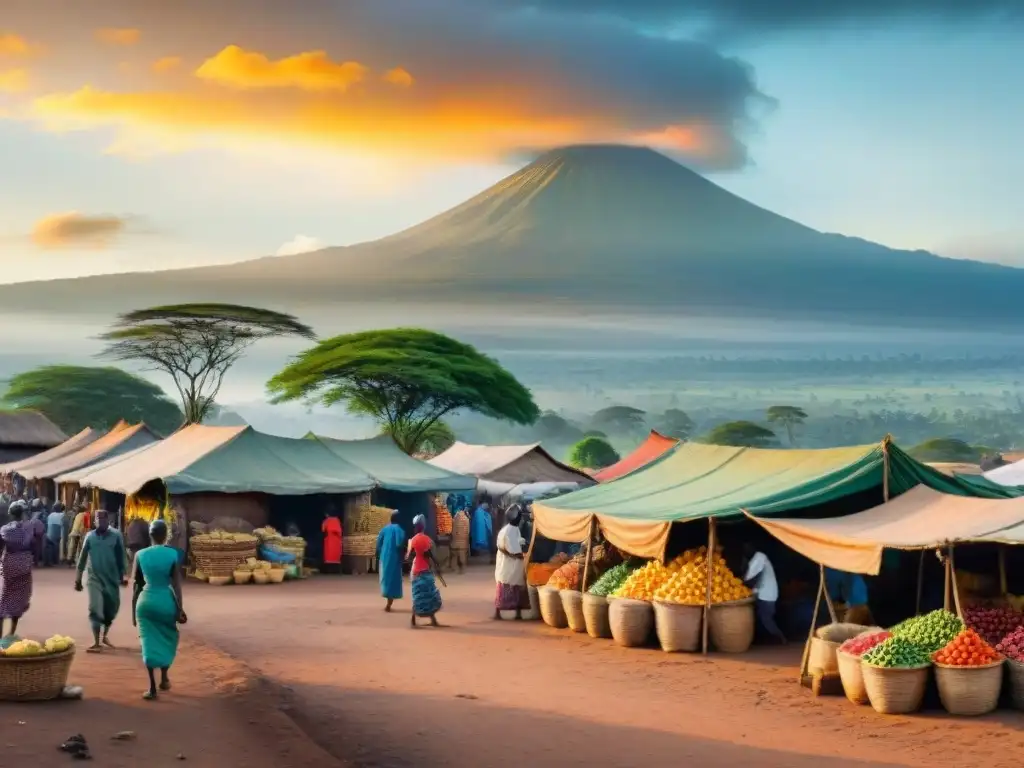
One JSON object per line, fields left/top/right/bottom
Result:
{"left": 825, "top": 567, "right": 873, "bottom": 625}
{"left": 742, "top": 544, "right": 786, "bottom": 644}
{"left": 471, "top": 499, "right": 493, "bottom": 557}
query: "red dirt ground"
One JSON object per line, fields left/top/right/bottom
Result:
{"left": 5, "top": 567, "right": 1024, "bottom": 767}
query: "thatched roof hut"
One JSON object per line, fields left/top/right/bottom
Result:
{"left": 0, "top": 410, "right": 68, "bottom": 462}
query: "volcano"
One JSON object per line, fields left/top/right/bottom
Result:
{"left": 3, "top": 144, "right": 1023, "bottom": 325}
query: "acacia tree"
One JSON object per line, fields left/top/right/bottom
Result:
{"left": 703, "top": 421, "right": 777, "bottom": 448}
{"left": 657, "top": 408, "right": 696, "bottom": 440}
{"left": 766, "top": 405, "right": 808, "bottom": 446}
{"left": 590, "top": 405, "right": 647, "bottom": 437}
{"left": 267, "top": 328, "right": 539, "bottom": 454}
{"left": 1, "top": 364, "right": 183, "bottom": 435}
{"left": 385, "top": 419, "right": 456, "bottom": 457}
{"left": 100, "top": 303, "right": 314, "bottom": 424}
{"left": 568, "top": 436, "right": 620, "bottom": 469}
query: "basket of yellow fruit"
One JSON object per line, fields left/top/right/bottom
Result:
{"left": 0, "top": 635, "right": 76, "bottom": 702}
{"left": 538, "top": 586, "right": 568, "bottom": 628}
{"left": 559, "top": 589, "right": 587, "bottom": 633}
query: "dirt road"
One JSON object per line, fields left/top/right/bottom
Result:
{"left": 5, "top": 568, "right": 1024, "bottom": 768}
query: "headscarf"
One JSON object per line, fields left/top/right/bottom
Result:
{"left": 412, "top": 514, "right": 426, "bottom": 533}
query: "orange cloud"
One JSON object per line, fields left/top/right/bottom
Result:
{"left": 0, "top": 69, "right": 29, "bottom": 93}
{"left": 383, "top": 67, "right": 414, "bottom": 88}
{"left": 195, "top": 46, "right": 367, "bottom": 92}
{"left": 32, "top": 212, "right": 127, "bottom": 249}
{"left": 152, "top": 56, "right": 182, "bottom": 74}
{"left": 95, "top": 28, "right": 141, "bottom": 46}
{"left": 0, "top": 33, "right": 38, "bottom": 57}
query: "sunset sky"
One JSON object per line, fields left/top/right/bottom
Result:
{"left": 1, "top": 0, "right": 1021, "bottom": 283}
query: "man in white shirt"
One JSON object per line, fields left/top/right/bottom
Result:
{"left": 743, "top": 544, "right": 786, "bottom": 644}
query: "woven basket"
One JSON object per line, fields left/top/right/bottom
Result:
{"left": 0, "top": 648, "right": 76, "bottom": 702}
{"left": 538, "top": 586, "right": 568, "bottom": 628}
{"left": 268, "top": 569, "right": 286, "bottom": 584}
{"left": 809, "top": 637, "right": 841, "bottom": 676}
{"left": 933, "top": 660, "right": 1004, "bottom": 716}
{"left": 345, "top": 534, "right": 377, "bottom": 557}
{"left": 191, "top": 538, "right": 259, "bottom": 553}
{"left": 232, "top": 570, "right": 252, "bottom": 584}
{"left": 836, "top": 650, "right": 869, "bottom": 705}
{"left": 608, "top": 597, "right": 653, "bottom": 648}
{"left": 1008, "top": 658, "right": 1024, "bottom": 710}
{"left": 708, "top": 597, "right": 755, "bottom": 653}
{"left": 193, "top": 545, "right": 257, "bottom": 578}
{"left": 861, "top": 662, "right": 930, "bottom": 714}
{"left": 252, "top": 571, "right": 270, "bottom": 585}
{"left": 560, "top": 590, "right": 586, "bottom": 633}
{"left": 582, "top": 593, "right": 611, "bottom": 639}
{"left": 521, "top": 585, "right": 540, "bottom": 621}
{"left": 652, "top": 601, "right": 703, "bottom": 653}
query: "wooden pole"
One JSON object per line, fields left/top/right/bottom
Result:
{"left": 522, "top": 518, "right": 538, "bottom": 579}
{"left": 702, "top": 517, "right": 717, "bottom": 655}
{"left": 580, "top": 517, "right": 597, "bottom": 592}
{"left": 943, "top": 550, "right": 952, "bottom": 612}
{"left": 882, "top": 438, "right": 890, "bottom": 502}
{"left": 821, "top": 563, "right": 838, "bottom": 623}
{"left": 800, "top": 566, "right": 826, "bottom": 682}
{"left": 999, "top": 548, "right": 1008, "bottom": 597}
{"left": 915, "top": 550, "right": 925, "bottom": 615}
{"left": 949, "top": 545, "right": 963, "bottom": 619}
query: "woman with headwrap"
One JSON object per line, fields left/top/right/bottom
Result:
{"left": 0, "top": 500, "right": 35, "bottom": 637}
{"left": 493, "top": 505, "right": 529, "bottom": 620}
{"left": 131, "top": 519, "right": 186, "bottom": 700}
{"left": 375, "top": 510, "right": 407, "bottom": 611}
{"left": 407, "top": 514, "right": 443, "bottom": 627}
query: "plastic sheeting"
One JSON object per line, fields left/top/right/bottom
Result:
{"left": 429, "top": 441, "right": 593, "bottom": 486}
{"left": 593, "top": 430, "right": 679, "bottom": 483}
{"left": 312, "top": 434, "right": 475, "bottom": 492}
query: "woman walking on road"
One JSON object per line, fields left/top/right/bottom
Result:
{"left": 0, "top": 500, "right": 35, "bottom": 637}
{"left": 408, "top": 515, "right": 443, "bottom": 628}
{"left": 132, "top": 520, "right": 186, "bottom": 700}
{"left": 375, "top": 511, "right": 406, "bottom": 612}
{"left": 493, "top": 506, "right": 529, "bottom": 621}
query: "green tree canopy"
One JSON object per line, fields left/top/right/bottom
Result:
{"left": 1, "top": 365, "right": 183, "bottom": 436}
{"left": 656, "top": 408, "right": 696, "bottom": 440}
{"left": 266, "top": 328, "right": 539, "bottom": 454}
{"left": 908, "top": 438, "right": 984, "bottom": 463}
{"left": 535, "top": 411, "right": 584, "bottom": 445}
{"left": 702, "top": 421, "right": 777, "bottom": 448}
{"left": 384, "top": 419, "right": 456, "bottom": 457}
{"left": 100, "top": 303, "right": 314, "bottom": 425}
{"left": 568, "top": 436, "right": 620, "bottom": 469}
{"left": 590, "top": 405, "right": 647, "bottom": 436}
{"left": 766, "top": 405, "right": 808, "bottom": 446}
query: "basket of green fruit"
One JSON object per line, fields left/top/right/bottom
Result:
{"left": 860, "top": 637, "right": 932, "bottom": 714}
{"left": 584, "top": 563, "right": 635, "bottom": 639}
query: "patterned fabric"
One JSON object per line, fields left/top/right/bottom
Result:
{"left": 411, "top": 571, "right": 442, "bottom": 616}
{"left": 494, "top": 582, "right": 529, "bottom": 611}
{"left": 451, "top": 511, "right": 470, "bottom": 550}
{"left": 0, "top": 522, "right": 34, "bottom": 620}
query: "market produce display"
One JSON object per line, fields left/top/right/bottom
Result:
{"left": 0, "top": 635, "right": 75, "bottom": 657}
{"left": 192, "top": 531, "right": 258, "bottom": 545}
{"left": 839, "top": 631, "right": 890, "bottom": 657}
{"left": 433, "top": 497, "right": 453, "bottom": 536}
{"left": 653, "top": 547, "right": 751, "bottom": 605}
{"left": 963, "top": 604, "right": 1024, "bottom": 647}
{"left": 589, "top": 562, "right": 639, "bottom": 597}
{"left": 236, "top": 557, "right": 278, "bottom": 573}
{"left": 889, "top": 609, "right": 964, "bottom": 653}
{"left": 861, "top": 636, "right": 932, "bottom": 668}
{"left": 933, "top": 628, "right": 1000, "bottom": 666}
{"left": 252, "top": 526, "right": 305, "bottom": 548}
{"left": 613, "top": 558, "right": 674, "bottom": 601}
{"left": 549, "top": 561, "right": 581, "bottom": 591}
{"left": 995, "top": 627, "right": 1024, "bottom": 661}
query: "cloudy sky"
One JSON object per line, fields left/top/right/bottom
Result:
{"left": 0, "top": 0, "right": 1021, "bottom": 283}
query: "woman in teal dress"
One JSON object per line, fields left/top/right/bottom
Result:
{"left": 130, "top": 520, "right": 186, "bottom": 700}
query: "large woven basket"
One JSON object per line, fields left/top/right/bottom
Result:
{"left": 608, "top": 597, "right": 653, "bottom": 648}
{"left": 933, "top": 660, "right": 1003, "bottom": 716}
{"left": 538, "top": 586, "right": 568, "bottom": 629}
{"left": 653, "top": 601, "right": 702, "bottom": 653}
{"left": 861, "top": 662, "right": 930, "bottom": 714}
{"left": 809, "top": 637, "right": 841, "bottom": 676}
{"left": 1009, "top": 658, "right": 1024, "bottom": 710}
{"left": 345, "top": 534, "right": 377, "bottom": 558}
{"left": 191, "top": 538, "right": 259, "bottom": 553}
{"left": 582, "top": 593, "right": 611, "bottom": 639}
{"left": 836, "top": 650, "right": 869, "bottom": 705}
{"left": 193, "top": 545, "right": 257, "bottom": 578}
{"left": 524, "top": 585, "right": 540, "bottom": 621}
{"left": 708, "top": 597, "right": 755, "bottom": 653}
{"left": 560, "top": 590, "right": 586, "bottom": 633}
{"left": 0, "top": 648, "right": 76, "bottom": 702}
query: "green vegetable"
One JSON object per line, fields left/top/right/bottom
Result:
{"left": 889, "top": 609, "right": 963, "bottom": 653}
{"left": 862, "top": 636, "right": 932, "bottom": 668}
{"left": 589, "top": 562, "right": 638, "bottom": 597}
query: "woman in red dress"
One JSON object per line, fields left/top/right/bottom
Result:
{"left": 321, "top": 511, "right": 342, "bottom": 574}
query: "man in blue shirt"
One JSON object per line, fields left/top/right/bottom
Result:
{"left": 471, "top": 500, "right": 493, "bottom": 557}
{"left": 44, "top": 502, "right": 66, "bottom": 567}
{"left": 825, "top": 567, "right": 872, "bottom": 625}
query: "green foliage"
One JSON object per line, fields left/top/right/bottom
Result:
{"left": 908, "top": 437, "right": 983, "bottom": 463}
{"left": 702, "top": 420, "right": 777, "bottom": 448}
{"left": 568, "top": 436, "right": 620, "bottom": 469}
{"left": 384, "top": 419, "right": 456, "bottom": 457}
{"left": 100, "top": 303, "right": 314, "bottom": 425}
{"left": 1, "top": 365, "right": 183, "bottom": 435}
{"left": 656, "top": 408, "right": 695, "bottom": 440}
{"left": 267, "top": 328, "right": 539, "bottom": 455}
{"left": 590, "top": 405, "right": 647, "bottom": 436}
{"left": 536, "top": 411, "right": 584, "bottom": 444}
{"left": 766, "top": 405, "right": 808, "bottom": 445}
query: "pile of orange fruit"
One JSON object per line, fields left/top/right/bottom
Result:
{"left": 933, "top": 628, "right": 1001, "bottom": 667}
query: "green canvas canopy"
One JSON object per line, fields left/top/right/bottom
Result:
{"left": 310, "top": 434, "right": 476, "bottom": 493}
{"left": 532, "top": 439, "right": 1022, "bottom": 560}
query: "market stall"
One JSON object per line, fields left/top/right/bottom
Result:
{"left": 592, "top": 430, "right": 678, "bottom": 483}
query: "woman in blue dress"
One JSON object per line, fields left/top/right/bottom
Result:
{"left": 375, "top": 511, "right": 406, "bottom": 612}
{"left": 131, "top": 520, "right": 186, "bottom": 700}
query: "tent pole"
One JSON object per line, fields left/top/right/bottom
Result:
{"left": 882, "top": 438, "right": 890, "bottom": 502}
{"left": 999, "top": 548, "right": 1008, "bottom": 596}
{"left": 580, "top": 517, "right": 596, "bottom": 592}
{"left": 702, "top": 517, "right": 717, "bottom": 656}
{"left": 949, "top": 545, "right": 964, "bottom": 619}
{"left": 800, "top": 566, "right": 825, "bottom": 683}
{"left": 915, "top": 550, "right": 925, "bottom": 615}
{"left": 943, "top": 550, "right": 952, "bottom": 612}
{"left": 821, "top": 563, "right": 838, "bottom": 623}
{"left": 523, "top": 518, "right": 538, "bottom": 578}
